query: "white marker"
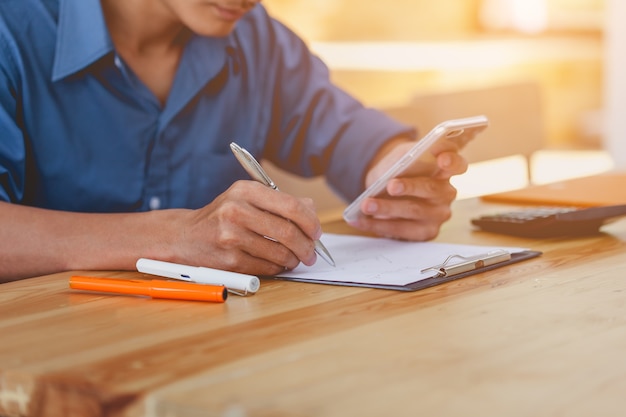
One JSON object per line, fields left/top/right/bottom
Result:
{"left": 136, "top": 258, "right": 260, "bottom": 295}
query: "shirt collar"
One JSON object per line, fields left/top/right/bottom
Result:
{"left": 52, "top": 0, "right": 114, "bottom": 82}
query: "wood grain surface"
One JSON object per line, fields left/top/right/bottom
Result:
{"left": 1, "top": 198, "right": 626, "bottom": 417}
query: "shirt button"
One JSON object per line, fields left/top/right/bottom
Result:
{"left": 149, "top": 196, "right": 161, "bottom": 210}
{"left": 114, "top": 55, "right": 123, "bottom": 69}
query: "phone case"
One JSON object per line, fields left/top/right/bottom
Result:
{"left": 343, "top": 115, "right": 489, "bottom": 223}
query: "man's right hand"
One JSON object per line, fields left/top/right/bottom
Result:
{"left": 171, "top": 180, "right": 323, "bottom": 276}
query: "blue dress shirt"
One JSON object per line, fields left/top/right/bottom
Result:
{"left": 0, "top": 0, "right": 414, "bottom": 212}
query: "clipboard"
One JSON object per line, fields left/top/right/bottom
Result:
{"left": 396, "top": 249, "right": 540, "bottom": 291}
{"left": 266, "top": 234, "right": 542, "bottom": 292}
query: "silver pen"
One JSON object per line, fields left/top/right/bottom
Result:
{"left": 229, "top": 142, "right": 336, "bottom": 267}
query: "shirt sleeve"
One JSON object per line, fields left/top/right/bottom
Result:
{"left": 253, "top": 9, "right": 417, "bottom": 202}
{"left": 0, "top": 31, "right": 26, "bottom": 204}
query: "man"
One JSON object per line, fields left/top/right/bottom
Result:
{"left": 0, "top": 0, "right": 466, "bottom": 281}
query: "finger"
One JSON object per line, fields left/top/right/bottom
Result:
{"left": 207, "top": 218, "right": 304, "bottom": 273}
{"left": 239, "top": 233, "right": 304, "bottom": 271}
{"left": 215, "top": 246, "right": 296, "bottom": 277}
{"left": 385, "top": 177, "right": 458, "bottom": 202}
{"left": 195, "top": 226, "right": 294, "bottom": 276}
{"left": 360, "top": 195, "right": 452, "bottom": 224}
{"left": 224, "top": 182, "right": 318, "bottom": 265}
{"left": 225, "top": 202, "right": 317, "bottom": 267}
{"left": 433, "top": 151, "right": 468, "bottom": 179}
{"left": 250, "top": 214, "right": 318, "bottom": 266}
{"left": 232, "top": 181, "right": 323, "bottom": 241}
{"left": 352, "top": 216, "right": 443, "bottom": 241}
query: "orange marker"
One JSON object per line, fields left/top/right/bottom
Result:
{"left": 69, "top": 276, "right": 227, "bottom": 303}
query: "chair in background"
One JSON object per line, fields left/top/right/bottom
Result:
{"left": 262, "top": 81, "right": 546, "bottom": 214}
{"left": 390, "top": 81, "right": 545, "bottom": 198}
{"left": 396, "top": 81, "right": 544, "bottom": 167}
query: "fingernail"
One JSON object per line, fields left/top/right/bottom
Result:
{"left": 389, "top": 181, "right": 404, "bottom": 196}
{"left": 364, "top": 201, "right": 378, "bottom": 214}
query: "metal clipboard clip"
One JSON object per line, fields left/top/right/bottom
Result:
{"left": 421, "top": 249, "right": 512, "bottom": 278}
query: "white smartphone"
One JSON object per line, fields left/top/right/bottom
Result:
{"left": 343, "top": 115, "right": 489, "bottom": 223}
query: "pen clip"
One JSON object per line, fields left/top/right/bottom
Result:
{"left": 420, "top": 249, "right": 511, "bottom": 278}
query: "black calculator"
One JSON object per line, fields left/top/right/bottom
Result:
{"left": 471, "top": 204, "right": 626, "bottom": 238}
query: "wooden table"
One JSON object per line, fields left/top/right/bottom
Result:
{"left": 2, "top": 198, "right": 626, "bottom": 417}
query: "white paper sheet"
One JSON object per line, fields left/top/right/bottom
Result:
{"left": 276, "top": 233, "right": 528, "bottom": 286}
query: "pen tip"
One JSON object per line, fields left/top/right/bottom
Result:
{"left": 314, "top": 240, "right": 335, "bottom": 267}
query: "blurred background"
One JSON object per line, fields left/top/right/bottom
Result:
{"left": 261, "top": 0, "right": 623, "bottom": 208}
